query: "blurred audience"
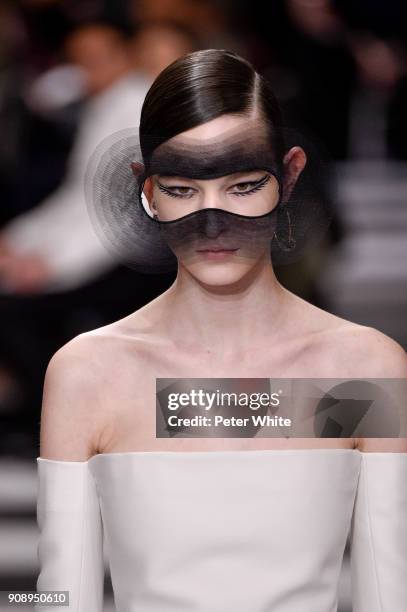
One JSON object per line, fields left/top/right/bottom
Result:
{"left": 0, "top": 18, "right": 195, "bottom": 455}
{"left": 129, "top": 21, "right": 197, "bottom": 77}
{"left": 130, "top": 0, "right": 243, "bottom": 51}
{"left": 0, "top": 21, "right": 194, "bottom": 294}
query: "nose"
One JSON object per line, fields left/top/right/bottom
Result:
{"left": 200, "top": 208, "right": 228, "bottom": 239}
{"left": 197, "top": 187, "right": 229, "bottom": 238}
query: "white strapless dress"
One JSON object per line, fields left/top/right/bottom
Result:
{"left": 34, "top": 449, "right": 407, "bottom": 612}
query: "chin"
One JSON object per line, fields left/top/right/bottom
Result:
{"left": 181, "top": 258, "right": 258, "bottom": 288}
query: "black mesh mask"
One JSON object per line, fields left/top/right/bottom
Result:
{"left": 85, "top": 120, "right": 334, "bottom": 273}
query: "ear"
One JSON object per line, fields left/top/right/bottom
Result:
{"left": 131, "top": 163, "right": 157, "bottom": 216}
{"left": 141, "top": 176, "right": 158, "bottom": 217}
{"left": 131, "top": 161, "right": 145, "bottom": 177}
{"left": 282, "top": 146, "right": 306, "bottom": 202}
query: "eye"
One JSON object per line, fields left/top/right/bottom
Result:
{"left": 157, "top": 182, "right": 196, "bottom": 199}
{"left": 172, "top": 186, "right": 194, "bottom": 196}
{"left": 157, "top": 174, "right": 272, "bottom": 199}
{"left": 231, "top": 181, "right": 256, "bottom": 193}
{"left": 229, "top": 174, "right": 271, "bottom": 196}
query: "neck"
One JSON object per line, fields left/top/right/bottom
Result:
{"left": 156, "top": 257, "right": 291, "bottom": 356}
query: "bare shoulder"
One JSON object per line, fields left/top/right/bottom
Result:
{"left": 39, "top": 332, "right": 107, "bottom": 461}
{"left": 292, "top": 292, "right": 407, "bottom": 377}
{"left": 43, "top": 326, "right": 120, "bottom": 395}
{"left": 47, "top": 311, "right": 153, "bottom": 372}
{"left": 314, "top": 320, "right": 407, "bottom": 453}
{"left": 303, "top": 303, "right": 407, "bottom": 376}
{"left": 39, "top": 321, "right": 147, "bottom": 461}
{"left": 348, "top": 327, "right": 407, "bottom": 453}
{"left": 331, "top": 323, "right": 407, "bottom": 377}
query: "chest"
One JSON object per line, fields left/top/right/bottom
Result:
{"left": 99, "top": 340, "right": 354, "bottom": 453}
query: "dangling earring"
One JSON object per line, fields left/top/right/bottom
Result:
{"left": 273, "top": 207, "right": 296, "bottom": 251}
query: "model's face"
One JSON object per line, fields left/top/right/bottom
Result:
{"left": 142, "top": 115, "right": 304, "bottom": 287}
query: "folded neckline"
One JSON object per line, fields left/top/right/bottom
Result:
{"left": 37, "top": 447, "right": 361, "bottom": 464}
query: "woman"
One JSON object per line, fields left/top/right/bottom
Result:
{"left": 36, "top": 49, "right": 407, "bottom": 611}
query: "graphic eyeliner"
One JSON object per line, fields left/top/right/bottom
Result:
{"left": 157, "top": 173, "right": 272, "bottom": 199}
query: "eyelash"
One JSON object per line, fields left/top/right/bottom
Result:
{"left": 157, "top": 174, "right": 271, "bottom": 199}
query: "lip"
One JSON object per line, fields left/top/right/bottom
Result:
{"left": 197, "top": 248, "right": 238, "bottom": 252}
{"left": 195, "top": 248, "right": 239, "bottom": 259}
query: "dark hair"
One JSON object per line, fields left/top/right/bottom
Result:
{"left": 139, "top": 48, "right": 285, "bottom": 175}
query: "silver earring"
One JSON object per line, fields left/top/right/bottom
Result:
{"left": 273, "top": 207, "right": 296, "bottom": 251}
{"left": 152, "top": 201, "right": 158, "bottom": 220}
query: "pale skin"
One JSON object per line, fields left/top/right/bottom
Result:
{"left": 39, "top": 114, "right": 407, "bottom": 461}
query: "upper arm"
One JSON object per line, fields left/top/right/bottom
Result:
{"left": 347, "top": 327, "right": 407, "bottom": 452}
{"left": 349, "top": 449, "right": 407, "bottom": 611}
{"left": 39, "top": 333, "right": 106, "bottom": 461}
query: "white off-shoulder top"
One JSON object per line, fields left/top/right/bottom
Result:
{"left": 35, "top": 449, "right": 407, "bottom": 612}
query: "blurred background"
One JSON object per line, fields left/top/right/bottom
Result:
{"left": 0, "top": 0, "right": 406, "bottom": 609}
